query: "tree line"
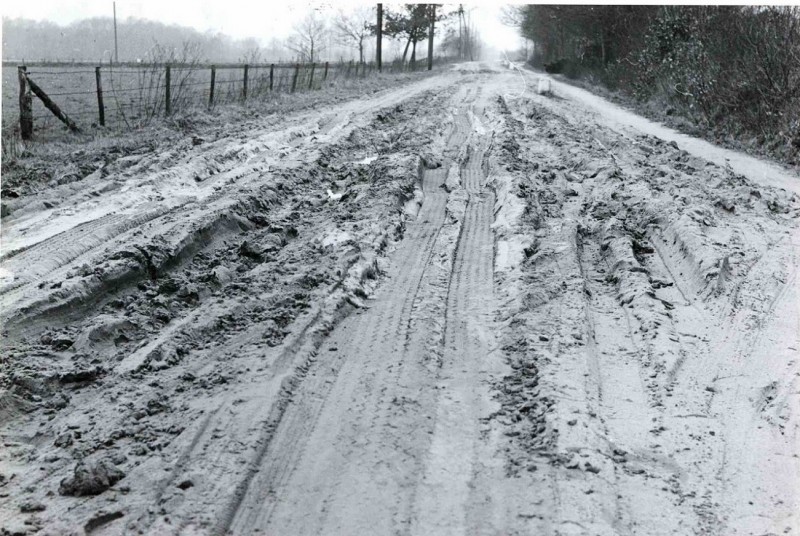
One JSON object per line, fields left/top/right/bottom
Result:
{"left": 2, "top": 5, "right": 483, "bottom": 67}
{"left": 512, "top": 6, "right": 800, "bottom": 159}
{"left": 1, "top": 17, "right": 286, "bottom": 64}
{"left": 286, "top": 4, "right": 481, "bottom": 66}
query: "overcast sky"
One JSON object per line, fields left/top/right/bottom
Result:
{"left": 1, "top": 1, "right": 525, "bottom": 52}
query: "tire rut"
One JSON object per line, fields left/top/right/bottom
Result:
{"left": 221, "top": 107, "right": 496, "bottom": 535}
{"left": 224, "top": 190, "right": 450, "bottom": 535}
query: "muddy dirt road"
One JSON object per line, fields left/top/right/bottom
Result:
{"left": 1, "top": 62, "right": 799, "bottom": 535}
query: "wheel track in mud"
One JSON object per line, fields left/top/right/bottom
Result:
{"left": 410, "top": 133, "right": 499, "bottom": 533}
{"left": 119, "top": 182, "right": 450, "bottom": 534}
{"left": 206, "top": 103, "right": 502, "bottom": 535}
{"left": 221, "top": 187, "right": 450, "bottom": 535}
{"left": 108, "top": 98, "right": 481, "bottom": 534}
{"left": 575, "top": 227, "right": 699, "bottom": 533}
{"left": 0, "top": 73, "right": 458, "bottom": 328}
{"left": 0, "top": 75, "right": 478, "bottom": 536}
{"left": 0, "top": 207, "right": 176, "bottom": 296}
{"left": 493, "top": 92, "right": 723, "bottom": 534}
{"left": 707, "top": 240, "right": 800, "bottom": 533}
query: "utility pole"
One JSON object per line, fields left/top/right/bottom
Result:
{"left": 113, "top": 2, "right": 119, "bottom": 64}
{"left": 458, "top": 5, "right": 463, "bottom": 60}
{"left": 427, "top": 4, "right": 435, "bottom": 71}
{"left": 376, "top": 4, "right": 383, "bottom": 72}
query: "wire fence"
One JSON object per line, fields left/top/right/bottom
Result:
{"left": 3, "top": 57, "right": 451, "bottom": 137}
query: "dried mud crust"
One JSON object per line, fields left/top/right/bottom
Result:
{"left": 490, "top": 91, "right": 800, "bottom": 534}
{"left": 0, "top": 85, "right": 458, "bottom": 534}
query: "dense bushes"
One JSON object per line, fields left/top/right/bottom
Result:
{"left": 520, "top": 6, "right": 800, "bottom": 163}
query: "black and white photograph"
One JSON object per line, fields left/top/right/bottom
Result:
{"left": 1, "top": 1, "right": 799, "bottom": 534}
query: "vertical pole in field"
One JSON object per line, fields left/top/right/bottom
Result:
{"left": 269, "top": 64, "right": 274, "bottom": 91}
{"left": 165, "top": 65, "right": 171, "bottom": 116}
{"left": 376, "top": 3, "right": 383, "bottom": 72}
{"left": 209, "top": 65, "right": 216, "bottom": 109}
{"left": 95, "top": 66, "right": 105, "bottom": 126}
{"left": 324, "top": 61, "right": 329, "bottom": 81}
{"left": 113, "top": 1, "right": 119, "bottom": 64}
{"left": 308, "top": 63, "right": 315, "bottom": 90}
{"left": 242, "top": 64, "right": 249, "bottom": 101}
{"left": 18, "top": 66, "right": 32, "bottom": 140}
{"left": 291, "top": 63, "right": 299, "bottom": 92}
{"left": 427, "top": 4, "right": 435, "bottom": 71}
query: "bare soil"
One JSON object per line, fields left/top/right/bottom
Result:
{"left": 1, "top": 62, "right": 798, "bottom": 536}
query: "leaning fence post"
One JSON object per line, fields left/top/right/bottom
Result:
{"left": 26, "top": 77, "right": 80, "bottom": 132}
{"left": 95, "top": 66, "right": 105, "bottom": 126}
{"left": 18, "top": 66, "right": 33, "bottom": 140}
{"left": 291, "top": 63, "right": 299, "bottom": 93}
{"left": 209, "top": 65, "right": 216, "bottom": 109}
{"left": 165, "top": 64, "right": 171, "bottom": 116}
{"left": 269, "top": 64, "right": 274, "bottom": 91}
{"left": 243, "top": 64, "right": 249, "bottom": 101}
{"left": 308, "top": 63, "right": 315, "bottom": 90}
{"left": 324, "top": 61, "right": 329, "bottom": 82}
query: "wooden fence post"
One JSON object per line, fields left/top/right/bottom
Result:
{"left": 209, "top": 65, "right": 216, "bottom": 109}
{"left": 25, "top": 77, "right": 80, "bottom": 132}
{"left": 269, "top": 64, "right": 274, "bottom": 91}
{"left": 165, "top": 64, "right": 171, "bottom": 116}
{"left": 291, "top": 63, "right": 299, "bottom": 93}
{"left": 95, "top": 67, "right": 105, "bottom": 126}
{"left": 18, "top": 66, "right": 33, "bottom": 140}
{"left": 324, "top": 61, "right": 329, "bottom": 81}
{"left": 308, "top": 63, "right": 315, "bottom": 90}
{"left": 243, "top": 64, "right": 249, "bottom": 101}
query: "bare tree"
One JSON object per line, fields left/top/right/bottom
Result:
{"left": 384, "top": 4, "right": 437, "bottom": 65}
{"left": 287, "top": 12, "right": 328, "bottom": 63}
{"left": 500, "top": 6, "right": 524, "bottom": 28}
{"left": 335, "top": 7, "right": 373, "bottom": 64}
{"left": 240, "top": 43, "right": 262, "bottom": 65}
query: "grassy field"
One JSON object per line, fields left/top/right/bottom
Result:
{"left": 2, "top": 62, "right": 377, "bottom": 135}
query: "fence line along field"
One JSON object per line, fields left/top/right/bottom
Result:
{"left": 2, "top": 59, "right": 426, "bottom": 135}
